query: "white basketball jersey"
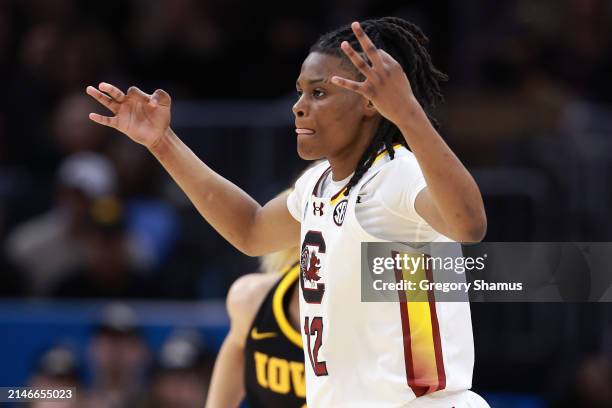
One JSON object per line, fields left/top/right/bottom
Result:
{"left": 292, "top": 147, "right": 476, "bottom": 407}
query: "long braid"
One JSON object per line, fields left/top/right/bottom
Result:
{"left": 310, "top": 17, "right": 447, "bottom": 195}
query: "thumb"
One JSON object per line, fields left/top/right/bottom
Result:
{"left": 150, "top": 89, "right": 171, "bottom": 107}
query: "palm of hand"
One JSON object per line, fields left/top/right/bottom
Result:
{"left": 118, "top": 95, "right": 169, "bottom": 145}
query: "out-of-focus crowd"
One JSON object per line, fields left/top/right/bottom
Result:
{"left": 25, "top": 303, "right": 214, "bottom": 408}
{"left": 1, "top": 1, "right": 612, "bottom": 406}
{"left": 2, "top": 0, "right": 612, "bottom": 299}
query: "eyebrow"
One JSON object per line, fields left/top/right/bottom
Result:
{"left": 296, "top": 77, "right": 327, "bottom": 87}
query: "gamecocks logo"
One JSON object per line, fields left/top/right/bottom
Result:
{"left": 301, "top": 247, "right": 322, "bottom": 283}
{"left": 300, "top": 231, "right": 326, "bottom": 304}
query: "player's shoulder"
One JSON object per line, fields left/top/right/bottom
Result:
{"left": 383, "top": 146, "right": 419, "bottom": 170}
{"left": 226, "top": 273, "right": 279, "bottom": 325}
{"left": 366, "top": 146, "right": 420, "bottom": 186}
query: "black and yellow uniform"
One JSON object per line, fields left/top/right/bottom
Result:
{"left": 244, "top": 263, "right": 306, "bottom": 408}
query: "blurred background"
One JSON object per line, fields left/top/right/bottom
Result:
{"left": 0, "top": 0, "right": 611, "bottom": 407}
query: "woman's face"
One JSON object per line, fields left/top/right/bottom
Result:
{"left": 293, "top": 52, "right": 374, "bottom": 160}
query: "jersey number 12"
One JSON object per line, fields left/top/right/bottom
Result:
{"left": 304, "top": 316, "right": 328, "bottom": 376}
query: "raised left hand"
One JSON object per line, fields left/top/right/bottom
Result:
{"left": 331, "top": 21, "right": 422, "bottom": 127}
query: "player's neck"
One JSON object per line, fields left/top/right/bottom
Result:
{"left": 327, "top": 126, "right": 376, "bottom": 181}
{"left": 328, "top": 158, "right": 357, "bottom": 182}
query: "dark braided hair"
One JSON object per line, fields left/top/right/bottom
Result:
{"left": 309, "top": 17, "right": 448, "bottom": 195}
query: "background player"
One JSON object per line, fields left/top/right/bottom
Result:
{"left": 205, "top": 238, "right": 303, "bottom": 408}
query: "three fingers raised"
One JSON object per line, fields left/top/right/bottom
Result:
{"left": 332, "top": 21, "right": 388, "bottom": 97}
{"left": 350, "top": 22, "right": 383, "bottom": 68}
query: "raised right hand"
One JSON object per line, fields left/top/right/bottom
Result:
{"left": 86, "top": 83, "right": 171, "bottom": 149}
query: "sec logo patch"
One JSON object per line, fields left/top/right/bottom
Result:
{"left": 333, "top": 199, "right": 348, "bottom": 226}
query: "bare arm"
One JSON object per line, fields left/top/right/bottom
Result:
{"left": 86, "top": 83, "right": 299, "bottom": 255}
{"left": 331, "top": 22, "right": 486, "bottom": 242}
{"left": 149, "top": 130, "right": 298, "bottom": 255}
{"left": 398, "top": 105, "right": 486, "bottom": 242}
{"left": 206, "top": 274, "right": 277, "bottom": 407}
{"left": 205, "top": 333, "right": 246, "bottom": 408}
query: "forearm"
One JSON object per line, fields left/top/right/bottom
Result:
{"left": 206, "top": 338, "right": 246, "bottom": 408}
{"left": 149, "top": 128, "right": 261, "bottom": 254}
{"left": 398, "top": 101, "right": 486, "bottom": 240}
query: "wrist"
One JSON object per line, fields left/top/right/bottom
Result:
{"left": 148, "top": 128, "right": 175, "bottom": 157}
{"left": 396, "top": 96, "right": 429, "bottom": 131}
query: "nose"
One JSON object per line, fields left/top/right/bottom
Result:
{"left": 292, "top": 95, "right": 307, "bottom": 118}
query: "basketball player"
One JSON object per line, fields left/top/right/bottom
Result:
{"left": 86, "top": 17, "right": 488, "bottom": 407}
{"left": 205, "top": 244, "right": 304, "bottom": 408}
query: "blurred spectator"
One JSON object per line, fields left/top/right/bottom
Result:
{"left": 136, "top": 329, "right": 213, "bottom": 408}
{"left": 9, "top": 24, "right": 116, "bottom": 170}
{"left": 5, "top": 152, "right": 117, "bottom": 296}
{"left": 0, "top": 192, "right": 28, "bottom": 297}
{"left": 442, "top": 33, "right": 570, "bottom": 165}
{"left": 126, "top": 0, "right": 223, "bottom": 98}
{"left": 552, "top": 354, "right": 612, "bottom": 408}
{"left": 52, "top": 196, "right": 158, "bottom": 299}
{"left": 85, "top": 304, "right": 150, "bottom": 408}
{"left": 0, "top": 0, "right": 609, "bottom": 405}
{"left": 17, "top": 10, "right": 116, "bottom": 95}
{"left": 52, "top": 94, "right": 111, "bottom": 155}
{"left": 27, "top": 345, "right": 83, "bottom": 408}
{"left": 108, "top": 138, "right": 179, "bottom": 273}
{"left": 127, "top": 0, "right": 221, "bottom": 57}
{"left": 0, "top": 253, "right": 27, "bottom": 297}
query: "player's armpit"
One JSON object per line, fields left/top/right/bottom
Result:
{"left": 244, "top": 192, "right": 301, "bottom": 256}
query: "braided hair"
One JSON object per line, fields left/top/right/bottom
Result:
{"left": 310, "top": 17, "right": 448, "bottom": 195}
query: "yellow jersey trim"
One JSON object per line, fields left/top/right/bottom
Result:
{"left": 272, "top": 263, "right": 303, "bottom": 348}
{"left": 329, "top": 143, "right": 403, "bottom": 206}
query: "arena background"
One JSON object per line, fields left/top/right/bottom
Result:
{"left": 1, "top": 0, "right": 611, "bottom": 407}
